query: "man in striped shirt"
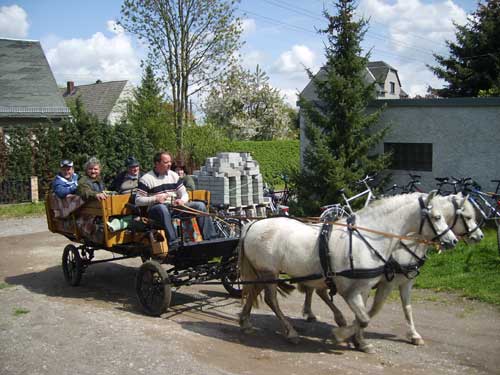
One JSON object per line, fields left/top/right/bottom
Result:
{"left": 135, "top": 151, "right": 214, "bottom": 249}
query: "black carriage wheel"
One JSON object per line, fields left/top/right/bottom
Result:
{"left": 62, "top": 244, "right": 83, "bottom": 286}
{"left": 221, "top": 255, "right": 243, "bottom": 298}
{"left": 136, "top": 260, "right": 172, "bottom": 316}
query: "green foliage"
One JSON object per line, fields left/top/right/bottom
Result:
{"left": 120, "top": 0, "right": 243, "bottom": 150}
{"left": 297, "top": 0, "right": 390, "bottom": 214}
{"left": 183, "top": 123, "right": 230, "bottom": 168}
{"left": 4, "top": 127, "right": 33, "bottom": 179}
{"left": 226, "top": 140, "right": 300, "bottom": 186}
{"left": 429, "top": 0, "right": 500, "bottom": 97}
{"left": 204, "top": 64, "right": 298, "bottom": 140}
{"left": 127, "top": 65, "right": 176, "bottom": 151}
{"left": 415, "top": 229, "right": 500, "bottom": 305}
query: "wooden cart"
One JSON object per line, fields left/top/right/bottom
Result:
{"left": 45, "top": 192, "right": 242, "bottom": 316}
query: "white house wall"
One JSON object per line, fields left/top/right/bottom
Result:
{"left": 108, "top": 81, "right": 135, "bottom": 125}
{"left": 300, "top": 98, "right": 500, "bottom": 193}
{"left": 382, "top": 70, "right": 401, "bottom": 99}
{"left": 372, "top": 98, "right": 500, "bottom": 192}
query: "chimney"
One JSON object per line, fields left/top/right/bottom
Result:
{"left": 66, "top": 81, "right": 74, "bottom": 95}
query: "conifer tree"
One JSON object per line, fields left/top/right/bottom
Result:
{"left": 429, "top": 0, "right": 500, "bottom": 97}
{"left": 297, "top": 0, "right": 389, "bottom": 212}
{"left": 127, "top": 65, "right": 176, "bottom": 151}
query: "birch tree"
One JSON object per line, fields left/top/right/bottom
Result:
{"left": 119, "top": 0, "right": 242, "bottom": 150}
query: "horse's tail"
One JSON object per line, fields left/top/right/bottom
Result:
{"left": 238, "top": 223, "right": 261, "bottom": 308}
{"left": 277, "top": 281, "right": 296, "bottom": 296}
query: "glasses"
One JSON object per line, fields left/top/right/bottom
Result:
{"left": 60, "top": 160, "right": 73, "bottom": 167}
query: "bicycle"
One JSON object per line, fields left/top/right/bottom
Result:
{"left": 384, "top": 174, "right": 424, "bottom": 195}
{"left": 320, "top": 174, "right": 378, "bottom": 222}
{"left": 209, "top": 204, "right": 243, "bottom": 238}
{"left": 462, "top": 179, "right": 500, "bottom": 254}
{"left": 263, "top": 174, "right": 294, "bottom": 216}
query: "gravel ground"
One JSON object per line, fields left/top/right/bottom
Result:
{"left": 0, "top": 216, "right": 499, "bottom": 375}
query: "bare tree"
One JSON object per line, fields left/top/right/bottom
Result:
{"left": 119, "top": 0, "right": 242, "bottom": 150}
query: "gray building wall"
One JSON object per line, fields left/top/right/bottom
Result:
{"left": 300, "top": 97, "right": 500, "bottom": 193}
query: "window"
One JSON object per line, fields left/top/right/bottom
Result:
{"left": 384, "top": 143, "right": 432, "bottom": 171}
{"left": 390, "top": 82, "right": 395, "bottom": 94}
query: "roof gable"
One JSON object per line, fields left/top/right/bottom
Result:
{"left": 0, "top": 38, "right": 70, "bottom": 118}
{"left": 61, "top": 80, "right": 128, "bottom": 122}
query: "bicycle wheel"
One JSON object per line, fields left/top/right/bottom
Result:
{"left": 214, "top": 217, "right": 241, "bottom": 238}
{"left": 320, "top": 206, "right": 348, "bottom": 222}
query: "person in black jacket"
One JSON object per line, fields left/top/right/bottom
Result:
{"left": 110, "top": 156, "right": 143, "bottom": 195}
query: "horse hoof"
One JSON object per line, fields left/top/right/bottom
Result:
{"left": 359, "top": 343, "right": 375, "bottom": 354}
{"left": 411, "top": 337, "right": 425, "bottom": 346}
{"left": 306, "top": 316, "right": 317, "bottom": 322}
{"left": 335, "top": 317, "right": 347, "bottom": 327}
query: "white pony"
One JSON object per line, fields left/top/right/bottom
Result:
{"left": 239, "top": 192, "right": 458, "bottom": 353}
{"left": 300, "top": 193, "right": 483, "bottom": 347}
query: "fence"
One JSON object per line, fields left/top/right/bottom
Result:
{"left": 0, "top": 176, "right": 39, "bottom": 204}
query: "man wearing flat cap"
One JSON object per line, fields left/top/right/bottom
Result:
{"left": 110, "top": 156, "right": 144, "bottom": 195}
{"left": 52, "top": 159, "right": 79, "bottom": 198}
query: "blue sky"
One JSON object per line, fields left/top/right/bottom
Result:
{"left": 0, "top": 0, "right": 477, "bottom": 108}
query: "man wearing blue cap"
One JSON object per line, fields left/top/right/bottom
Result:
{"left": 52, "top": 159, "right": 79, "bottom": 198}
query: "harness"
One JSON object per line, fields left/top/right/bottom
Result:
{"left": 319, "top": 196, "right": 454, "bottom": 294}
{"left": 449, "top": 197, "right": 481, "bottom": 237}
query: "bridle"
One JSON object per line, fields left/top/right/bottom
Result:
{"left": 418, "top": 196, "right": 453, "bottom": 242}
{"left": 449, "top": 196, "right": 481, "bottom": 237}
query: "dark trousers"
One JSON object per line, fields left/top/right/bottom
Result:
{"left": 148, "top": 204, "right": 178, "bottom": 243}
{"left": 148, "top": 202, "right": 216, "bottom": 243}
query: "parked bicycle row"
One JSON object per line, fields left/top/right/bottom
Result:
{"left": 318, "top": 173, "right": 500, "bottom": 254}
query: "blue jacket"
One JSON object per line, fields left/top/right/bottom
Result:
{"left": 52, "top": 173, "right": 79, "bottom": 198}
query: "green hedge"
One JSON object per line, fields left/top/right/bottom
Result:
{"left": 226, "top": 140, "right": 300, "bottom": 187}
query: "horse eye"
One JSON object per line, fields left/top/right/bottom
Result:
{"left": 433, "top": 215, "right": 441, "bottom": 221}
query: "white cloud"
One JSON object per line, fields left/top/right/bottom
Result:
{"left": 273, "top": 44, "right": 316, "bottom": 74}
{"left": 45, "top": 21, "right": 142, "bottom": 85}
{"left": 359, "top": 0, "right": 467, "bottom": 54}
{"left": 241, "top": 49, "right": 266, "bottom": 70}
{"left": 279, "top": 88, "right": 299, "bottom": 107}
{"left": 356, "top": 0, "right": 470, "bottom": 96}
{"left": 241, "top": 18, "right": 256, "bottom": 35}
{"left": 0, "top": 4, "right": 29, "bottom": 38}
{"left": 107, "top": 20, "right": 125, "bottom": 35}
{"left": 397, "top": 61, "right": 446, "bottom": 97}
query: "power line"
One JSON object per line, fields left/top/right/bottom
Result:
{"left": 240, "top": 8, "right": 440, "bottom": 66}
{"left": 260, "top": 0, "right": 450, "bottom": 52}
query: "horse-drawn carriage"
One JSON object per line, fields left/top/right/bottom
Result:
{"left": 45, "top": 191, "right": 242, "bottom": 316}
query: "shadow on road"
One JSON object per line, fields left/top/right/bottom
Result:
{"left": 4, "top": 261, "right": 209, "bottom": 316}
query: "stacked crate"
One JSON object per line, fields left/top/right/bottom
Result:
{"left": 192, "top": 152, "right": 264, "bottom": 208}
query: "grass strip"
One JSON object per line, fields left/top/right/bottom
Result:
{"left": 415, "top": 228, "right": 500, "bottom": 305}
{"left": 0, "top": 202, "right": 46, "bottom": 218}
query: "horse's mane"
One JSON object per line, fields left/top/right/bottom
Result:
{"left": 355, "top": 192, "right": 424, "bottom": 219}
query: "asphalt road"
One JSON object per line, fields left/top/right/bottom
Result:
{"left": 1, "top": 216, "right": 500, "bottom": 375}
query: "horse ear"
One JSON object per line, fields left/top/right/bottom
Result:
{"left": 425, "top": 190, "right": 438, "bottom": 206}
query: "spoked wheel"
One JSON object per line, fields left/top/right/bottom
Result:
{"left": 62, "top": 244, "right": 83, "bottom": 286}
{"left": 214, "top": 217, "right": 242, "bottom": 238}
{"left": 221, "top": 255, "right": 242, "bottom": 298}
{"left": 136, "top": 260, "right": 172, "bottom": 316}
{"left": 320, "top": 206, "right": 349, "bottom": 222}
